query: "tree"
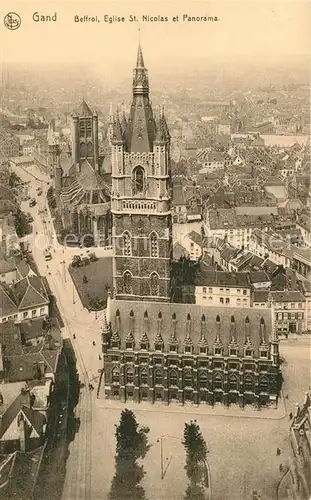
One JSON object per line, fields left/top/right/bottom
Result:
{"left": 183, "top": 421, "right": 207, "bottom": 483}
{"left": 109, "top": 409, "right": 149, "bottom": 500}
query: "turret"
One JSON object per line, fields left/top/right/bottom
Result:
{"left": 269, "top": 299, "right": 279, "bottom": 366}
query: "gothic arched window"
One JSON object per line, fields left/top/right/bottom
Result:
{"left": 123, "top": 271, "right": 132, "bottom": 295}
{"left": 169, "top": 370, "right": 178, "bottom": 387}
{"left": 229, "top": 374, "right": 238, "bottom": 391}
{"left": 87, "top": 142, "right": 93, "bottom": 157}
{"left": 184, "top": 371, "right": 193, "bottom": 388}
{"left": 259, "top": 376, "right": 269, "bottom": 392}
{"left": 150, "top": 232, "right": 159, "bottom": 258}
{"left": 214, "top": 373, "right": 223, "bottom": 389}
{"left": 126, "top": 368, "right": 134, "bottom": 384}
{"left": 112, "top": 368, "right": 120, "bottom": 383}
{"left": 199, "top": 372, "right": 208, "bottom": 389}
{"left": 122, "top": 231, "right": 132, "bottom": 256}
{"left": 140, "top": 369, "right": 148, "bottom": 385}
{"left": 80, "top": 142, "right": 87, "bottom": 158}
{"left": 155, "top": 370, "right": 163, "bottom": 386}
{"left": 150, "top": 272, "right": 159, "bottom": 296}
{"left": 244, "top": 375, "right": 254, "bottom": 391}
{"left": 133, "top": 166, "right": 145, "bottom": 195}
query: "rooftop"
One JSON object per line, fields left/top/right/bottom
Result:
{"left": 108, "top": 299, "right": 273, "bottom": 357}
{"left": 270, "top": 290, "right": 306, "bottom": 303}
{"left": 0, "top": 381, "right": 27, "bottom": 417}
{"left": 194, "top": 269, "right": 251, "bottom": 288}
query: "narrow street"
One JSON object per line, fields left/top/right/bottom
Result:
{"left": 13, "top": 163, "right": 103, "bottom": 500}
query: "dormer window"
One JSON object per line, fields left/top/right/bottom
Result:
{"left": 245, "top": 349, "right": 253, "bottom": 357}
{"left": 155, "top": 342, "right": 163, "bottom": 352}
{"left": 169, "top": 343, "right": 178, "bottom": 352}
{"left": 140, "top": 343, "right": 147, "bottom": 350}
{"left": 199, "top": 346, "right": 207, "bottom": 355}
{"left": 214, "top": 347, "right": 222, "bottom": 356}
{"left": 126, "top": 341, "right": 134, "bottom": 350}
{"left": 230, "top": 348, "right": 237, "bottom": 357}
{"left": 260, "top": 349, "right": 268, "bottom": 358}
{"left": 184, "top": 345, "right": 192, "bottom": 354}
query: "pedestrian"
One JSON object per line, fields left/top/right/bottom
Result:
{"left": 279, "top": 464, "right": 283, "bottom": 473}
{"left": 289, "top": 412, "right": 293, "bottom": 420}
{"left": 285, "top": 394, "right": 288, "bottom": 399}
{"left": 73, "top": 333, "right": 76, "bottom": 339}
{"left": 98, "top": 354, "right": 101, "bottom": 360}
{"left": 92, "top": 341, "right": 96, "bottom": 346}
{"left": 277, "top": 447, "right": 281, "bottom": 456}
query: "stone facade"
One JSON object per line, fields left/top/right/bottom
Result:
{"left": 102, "top": 299, "right": 280, "bottom": 408}
{"left": 111, "top": 44, "right": 172, "bottom": 301}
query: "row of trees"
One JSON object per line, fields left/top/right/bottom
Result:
{"left": 109, "top": 410, "right": 209, "bottom": 500}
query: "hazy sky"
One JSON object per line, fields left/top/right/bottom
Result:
{"left": 1, "top": 0, "right": 310, "bottom": 73}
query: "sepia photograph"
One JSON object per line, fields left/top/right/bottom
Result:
{"left": 0, "top": 1, "right": 310, "bottom": 499}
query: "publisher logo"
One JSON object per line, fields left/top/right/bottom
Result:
{"left": 4, "top": 12, "right": 21, "bottom": 30}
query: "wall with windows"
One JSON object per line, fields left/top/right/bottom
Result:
{"left": 195, "top": 285, "right": 251, "bottom": 307}
{"left": 274, "top": 301, "right": 306, "bottom": 333}
{"left": 0, "top": 305, "right": 49, "bottom": 324}
{"left": 103, "top": 349, "right": 277, "bottom": 407}
{"left": 113, "top": 213, "right": 172, "bottom": 300}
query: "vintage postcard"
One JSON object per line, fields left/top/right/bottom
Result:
{"left": 0, "top": 1, "right": 310, "bottom": 499}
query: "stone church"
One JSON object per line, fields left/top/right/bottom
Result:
{"left": 102, "top": 44, "right": 281, "bottom": 408}
{"left": 51, "top": 101, "right": 112, "bottom": 246}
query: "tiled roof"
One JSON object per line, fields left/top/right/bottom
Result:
{"left": 187, "top": 231, "right": 203, "bottom": 247}
{"left": 194, "top": 269, "right": 251, "bottom": 288}
{"left": 249, "top": 271, "right": 271, "bottom": 284}
{"left": 173, "top": 242, "right": 189, "bottom": 261}
{"left": 108, "top": 299, "right": 272, "bottom": 356}
{"left": 5, "top": 347, "right": 60, "bottom": 383}
{"left": 0, "top": 321, "right": 24, "bottom": 356}
{"left": 172, "top": 183, "right": 185, "bottom": 206}
{"left": 208, "top": 208, "right": 275, "bottom": 230}
{"left": 12, "top": 276, "right": 49, "bottom": 310}
{"left": 253, "top": 290, "right": 270, "bottom": 303}
{"left": 20, "top": 405, "right": 46, "bottom": 435}
{"left": 0, "top": 448, "right": 42, "bottom": 500}
{"left": 270, "top": 290, "right": 306, "bottom": 303}
{"left": 220, "top": 245, "right": 239, "bottom": 262}
{"left": 0, "top": 258, "right": 16, "bottom": 275}
{"left": 0, "top": 285, "right": 18, "bottom": 317}
{"left": 15, "top": 258, "right": 36, "bottom": 279}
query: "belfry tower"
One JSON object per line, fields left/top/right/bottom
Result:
{"left": 71, "top": 100, "right": 99, "bottom": 172}
{"left": 111, "top": 44, "right": 172, "bottom": 302}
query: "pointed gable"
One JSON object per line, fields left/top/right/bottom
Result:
{"left": 125, "top": 44, "right": 156, "bottom": 153}
{"left": 78, "top": 99, "right": 93, "bottom": 117}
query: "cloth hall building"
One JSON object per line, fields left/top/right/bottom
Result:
{"left": 102, "top": 45, "right": 281, "bottom": 408}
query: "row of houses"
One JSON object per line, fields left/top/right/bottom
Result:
{"left": 173, "top": 230, "right": 310, "bottom": 334}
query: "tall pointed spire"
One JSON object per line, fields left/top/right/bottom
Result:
{"left": 136, "top": 43, "right": 145, "bottom": 68}
{"left": 108, "top": 102, "right": 114, "bottom": 123}
{"left": 132, "top": 42, "right": 149, "bottom": 95}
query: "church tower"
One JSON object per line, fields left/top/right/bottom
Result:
{"left": 71, "top": 100, "right": 99, "bottom": 172}
{"left": 111, "top": 44, "right": 172, "bottom": 302}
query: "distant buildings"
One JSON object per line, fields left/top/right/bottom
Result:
{"left": 0, "top": 132, "right": 19, "bottom": 159}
